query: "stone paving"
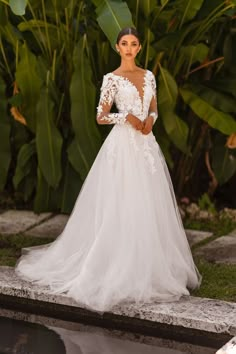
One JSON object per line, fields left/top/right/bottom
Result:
{"left": 194, "top": 231, "right": 236, "bottom": 264}
{"left": 24, "top": 214, "right": 69, "bottom": 238}
{"left": 185, "top": 229, "right": 213, "bottom": 247}
{"left": 0, "top": 210, "right": 52, "bottom": 235}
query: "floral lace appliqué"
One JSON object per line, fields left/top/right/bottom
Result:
{"left": 97, "top": 71, "right": 158, "bottom": 172}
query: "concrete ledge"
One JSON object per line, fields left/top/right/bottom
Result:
{"left": 0, "top": 267, "right": 235, "bottom": 341}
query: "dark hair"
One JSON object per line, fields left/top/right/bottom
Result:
{"left": 116, "top": 27, "right": 141, "bottom": 44}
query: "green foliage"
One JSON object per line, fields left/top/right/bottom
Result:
{"left": 179, "top": 88, "right": 236, "bottom": 135}
{"left": 0, "top": 0, "right": 236, "bottom": 212}
{"left": 92, "top": 0, "right": 134, "bottom": 49}
{"left": 15, "top": 44, "right": 43, "bottom": 132}
{"left": 198, "top": 193, "right": 216, "bottom": 214}
{"left": 0, "top": 77, "right": 10, "bottom": 191}
{"left": 184, "top": 215, "right": 236, "bottom": 237}
{"left": 9, "top": 0, "right": 27, "bottom": 15}
{"left": 68, "top": 38, "right": 101, "bottom": 179}
{"left": 36, "top": 86, "right": 63, "bottom": 188}
{"left": 0, "top": 234, "right": 54, "bottom": 267}
{"left": 192, "top": 259, "right": 236, "bottom": 302}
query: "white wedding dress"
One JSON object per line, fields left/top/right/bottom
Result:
{"left": 16, "top": 70, "right": 201, "bottom": 312}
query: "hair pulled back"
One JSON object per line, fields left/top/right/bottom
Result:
{"left": 116, "top": 27, "right": 141, "bottom": 44}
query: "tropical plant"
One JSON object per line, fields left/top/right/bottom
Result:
{"left": 0, "top": 0, "right": 236, "bottom": 213}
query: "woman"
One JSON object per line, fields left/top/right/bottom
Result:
{"left": 16, "top": 27, "right": 201, "bottom": 312}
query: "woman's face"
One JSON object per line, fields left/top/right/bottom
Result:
{"left": 116, "top": 34, "right": 141, "bottom": 60}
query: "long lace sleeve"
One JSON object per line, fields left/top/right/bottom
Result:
{"left": 96, "top": 74, "right": 128, "bottom": 125}
{"left": 148, "top": 73, "right": 158, "bottom": 124}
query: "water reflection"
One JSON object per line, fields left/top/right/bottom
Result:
{"left": 0, "top": 314, "right": 215, "bottom": 354}
{"left": 50, "top": 327, "right": 183, "bottom": 354}
{"left": 0, "top": 317, "right": 183, "bottom": 354}
{"left": 0, "top": 317, "right": 66, "bottom": 353}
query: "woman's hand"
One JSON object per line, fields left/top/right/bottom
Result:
{"left": 141, "top": 116, "right": 154, "bottom": 135}
{"left": 126, "top": 114, "right": 143, "bottom": 131}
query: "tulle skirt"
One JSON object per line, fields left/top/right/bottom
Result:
{"left": 16, "top": 124, "right": 201, "bottom": 312}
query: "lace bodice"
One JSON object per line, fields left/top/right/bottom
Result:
{"left": 97, "top": 70, "right": 158, "bottom": 125}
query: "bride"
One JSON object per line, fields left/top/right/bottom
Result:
{"left": 16, "top": 27, "right": 201, "bottom": 312}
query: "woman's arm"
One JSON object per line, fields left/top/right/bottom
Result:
{"left": 148, "top": 73, "right": 158, "bottom": 124}
{"left": 96, "top": 74, "right": 128, "bottom": 125}
{"left": 96, "top": 74, "right": 143, "bottom": 130}
{"left": 142, "top": 73, "right": 158, "bottom": 135}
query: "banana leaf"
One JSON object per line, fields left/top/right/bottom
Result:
{"left": 36, "top": 86, "right": 63, "bottom": 188}
{"left": 92, "top": 0, "right": 134, "bottom": 49}
{"left": 205, "top": 76, "right": 236, "bottom": 98}
{"left": 158, "top": 66, "right": 178, "bottom": 108}
{"left": 212, "top": 136, "right": 236, "bottom": 185}
{"left": 179, "top": 0, "right": 205, "bottom": 26}
{"left": 13, "top": 140, "right": 36, "bottom": 188}
{"left": 34, "top": 167, "right": 61, "bottom": 212}
{"left": 0, "top": 3, "right": 8, "bottom": 25}
{"left": 13, "top": 140, "right": 37, "bottom": 201}
{"left": 179, "top": 87, "right": 236, "bottom": 135}
{"left": 68, "top": 38, "right": 101, "bottom": 180}
{"left": 9, "top": 0, "right": 27, "bottom": 15}
{"left": 139, "top": 0, "right": 156, "bottom": 18}
{"left": 60, "top": 161, "right": 82, "bottom": 214}
{"left": 0, "top": 76, "right": 11, "bottom": 191}
{"left": 179, "top": 43, "right": 209, "bottom": 64}
{"left": 158, "top": 66, "right": 189, "bottom": 153}
{"left": 189, "top": 84, "right": 236, "bottom": 114}
{"left": 15, "top": 44, "right": 43, "bottom": 132}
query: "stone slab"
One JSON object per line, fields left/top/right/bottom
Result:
{"left": 0, "top": 267, "right": 235, "bottom": 336}
{"left": 194, "top": 234, "right": 236, "bottom": 264}
{"left": 0, "top": 210, "right": 52, "bottom": 235}
{"left": 185, "top": 229, "right": 213, "bottom": 247}
{"left": 24, "top": 214, "right": 69, "bottom": 238}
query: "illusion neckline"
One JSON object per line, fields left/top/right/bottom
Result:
{"left": 110, "top": 70, "right": 149, "bottom": 108}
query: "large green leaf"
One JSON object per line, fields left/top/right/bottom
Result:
{"left": 68, "top": 38, "right": 101, "bottom": 180}
{"left": 161, "top": 110, "right": 189, "bottom": 153}
{"left": 92, "top": 0, "right": 134, "bottom": 49}
{"left": 179, "top": 88, "right": 236, "bottom": 135}
{"left": 154, "top": 31, "right": 184, "bottom": 52}
{"left": 196, "top": 0, "right": 225, "bottom": 19}
{"left": 9, "top": 0, "right": 27, "bottom": 15}
{"left": 179, "top": 43, "right": 209, "bottom": 64}
{"left": 139, "top": 0, "right": 156, "bottom": 18}
{"left": 0, "top": 76, "right": 11, "bottom": 191}
{"left": 206, "top": 76, "right": 236, "bottom": 98}
{"left": 224, "top": 32, "right": 236, "bottom": 74}
{"left": 0, "top": 3, "right": 8, "bottom": 25}
{"left": 179, "top": 0, "right": 205, "bottom": 27}
{"left": 212, "top": 137, "right": 236, "bottom": 185}
{"left": 158, "top": 66, "right": 189, "bottom": 152}
{"left": 0, "top": 21, "right": 23, "bottom": 47}
{"left": 158, "top": 66, "right": 178, "bottom": 108}
{"left": 190, "top": 84, "right": 236, "bottom": 114}
{"left": 36, "top": 86, "right": 63, "bottom": 188}
{"left": 34, "top": 167, "right": 61, "bottom": 212}
{"left": 60, "top": 161, "right": 82, "bottom": 214}
{"left": 13, "top": 140, "right": 37, "bottom": 201}
{"left": 13, "top": 140, "right": 36, "bottom": 188}
{"left": 15, "top": 44, "right": 43, "bottom": 132}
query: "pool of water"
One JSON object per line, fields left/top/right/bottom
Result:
{"left": 0, "top": 308, "right": 218, "bottom": 354}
